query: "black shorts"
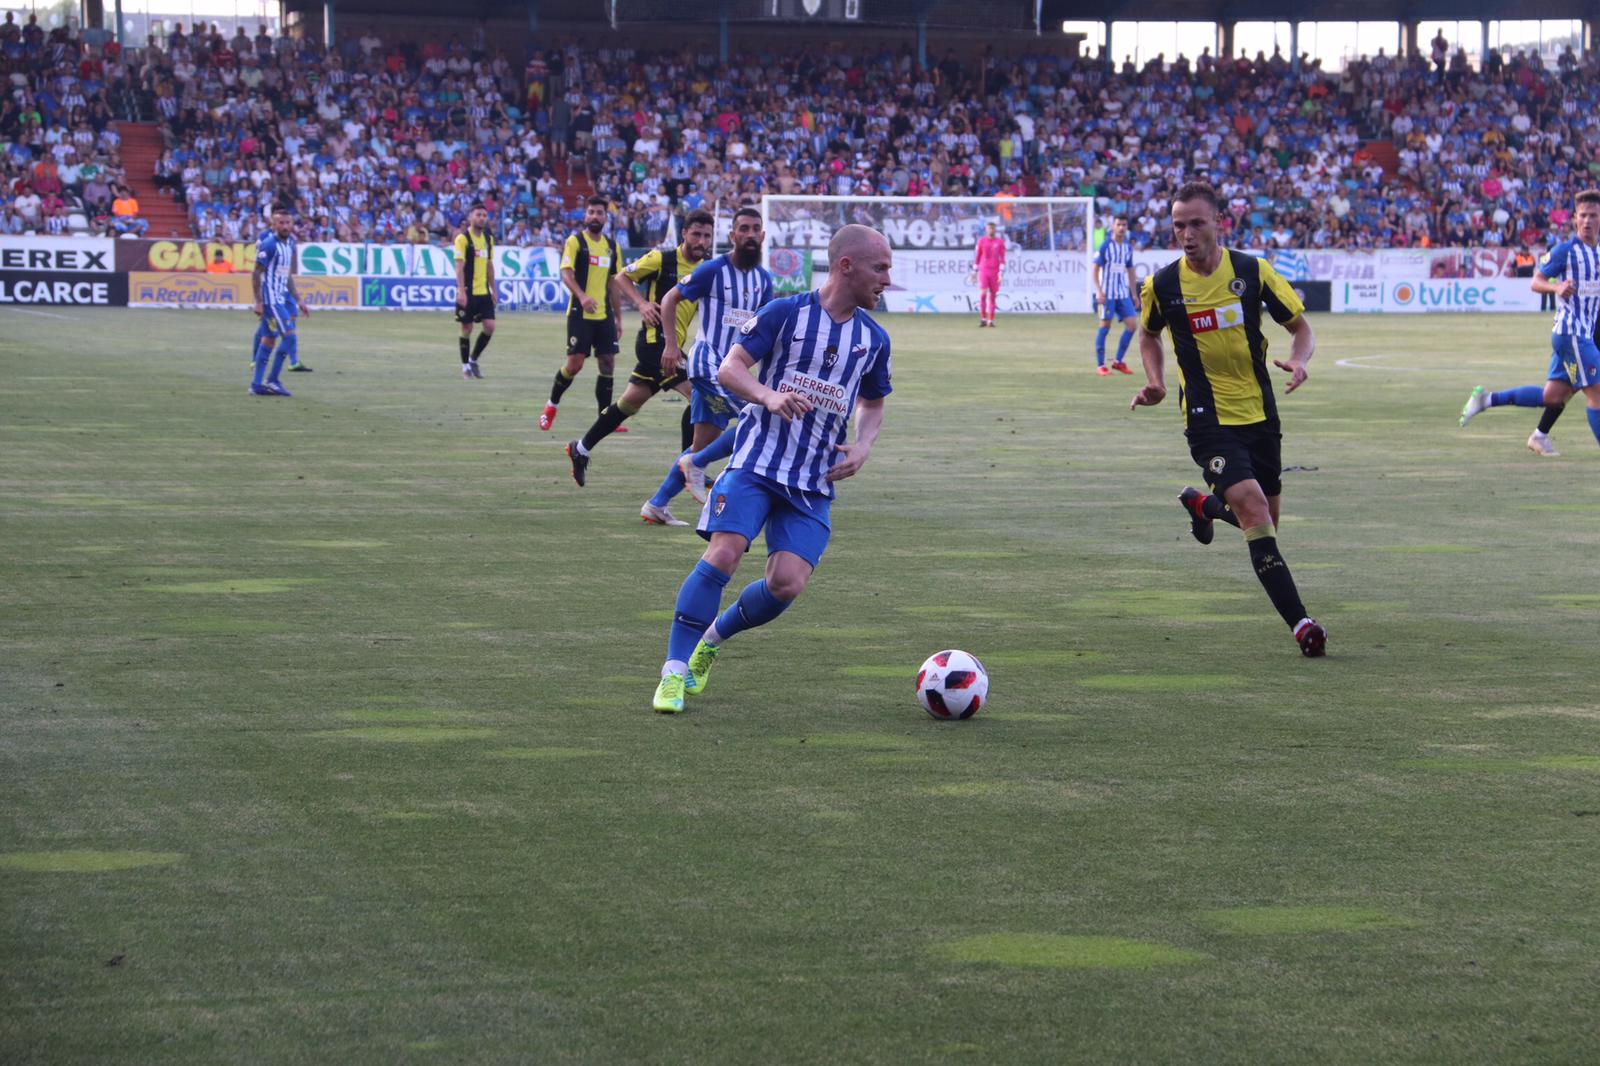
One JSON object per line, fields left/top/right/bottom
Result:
{"left": 1186, "top": 419, "right": 1282, "bottom": 498}
{"left": 455, "top": 293, "right": 495, "bottom": 325}
{"left": 566, "top": 308, "right": 620, "bottom": 357}
{"left": 630, "top": 334, "right": 687, "bottom": 393}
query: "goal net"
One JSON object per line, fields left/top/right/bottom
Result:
{"left": 760, "top": 195, "right": 1096, "bottom": 314}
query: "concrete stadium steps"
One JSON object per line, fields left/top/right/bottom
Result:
{"left": 1362, "top": 139, "right": 1401, "bottom": 180}
{"left": 551, "top": 158, "right": 593, "bottom": 206}
{"left": 117, "top": 123, "right": 191, "bottom": 238}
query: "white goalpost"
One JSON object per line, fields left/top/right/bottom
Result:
{"left": 760, "top": 194, "right": 1097, "bottom": 314}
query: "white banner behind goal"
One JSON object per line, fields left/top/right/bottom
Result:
{"left": 761, "top": 195, "right": 1096, "bottom": 314}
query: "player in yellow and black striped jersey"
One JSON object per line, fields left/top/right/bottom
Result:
{"left": 563, "top": 210, "right": 716, "bottom": 488}
{"left": 1131, "top": 181, "right": 1327, "bottom": 658}
{"left": 453, "top": 203, "right": 496, "bottom": 380}
{"left": 540, "top": 195, "right": 623, "bottom": 432}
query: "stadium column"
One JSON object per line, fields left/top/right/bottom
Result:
{"left": 323, "top": 0, "right": 335, "bottom": 49}
{"left": 1402, "top": 21, "right": 1418, "bottom": 59}
{"left": 114, "top": 0, "right": 123, "bottom": 46}
{"left": 1219, "top": 21, "right": 1234, "bottom": 63}
{"left": 527, "top": 0, "right": 539, "bottom": 33}
{"left": 718, "top": 0, "right": 730, "bottom": 63}
{"left": 1102, "top": 20, "right": 1112, "bottom": 71}
{"left": 1289, "top": 21, "right": 1299, "bottom": 71}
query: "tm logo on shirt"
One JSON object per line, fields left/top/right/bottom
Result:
{"left": 1188, "top": 301, "right": 1244, "bottom": 333}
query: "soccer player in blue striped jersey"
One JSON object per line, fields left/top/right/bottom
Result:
{"left": 1093, "top": 216, "right": 1138, "bottom": 375}
{"left": 641, "top": 206, "right": 776, "bottom": 526}
{"left": 1460, "top": 189, "right": 1600, "bottom": 455}
{"left": 651, "top": 224, "right": 893, "bottom": 713}
{"left": 248, "top": 204, "right": 310, "bottom": 397}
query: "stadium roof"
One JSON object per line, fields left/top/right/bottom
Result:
{"left": 293, "top": 0, "right": 1599, "bottom": 33}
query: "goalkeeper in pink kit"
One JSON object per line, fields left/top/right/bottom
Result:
{"left": 972, "top": 222, "right": 1006, "bottom": 327}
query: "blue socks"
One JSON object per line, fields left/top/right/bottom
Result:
{"left": 267, "top": 333, "right": 296, "bottom": 384}
{"left": 1095, "top": 324, "right": 1110, "bottom": 364}
{"left": 691, "top": 426, "right": 736, "bottom": 469}
{"left": 1490, "top": 385, "right": 1544, "bottom": 408}
{"left": 667, "top": 560, "right": 730, "bottom": 665}
{"left": 1588, "top": 407, "right": 1600, "bottom": 447}
{"left": 649, "top": 450, "right": 690, "bottom": 508}
{"left": 712, "top": 579, "right": 791, "bottom": 644}
{"left": 652, "top": 430, "right": 736, "bottom": 506}
{"left": 1114, "top": 328, "right": 1133, "bottom": 364}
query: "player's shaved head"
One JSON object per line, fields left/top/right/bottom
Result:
{"left": 829, "top": 224, "right": 888, "bottom": 266}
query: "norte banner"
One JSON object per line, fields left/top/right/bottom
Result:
{"left": 0, "top": 236, "right": 115, "bottom": 273}
{"left": 115, "top": 238, "right": 258, "bottom": 273}
{"left": 128, "top": 271, "right": 252, "bottom": 307}
{"left": 0, "top": 270, "right": 127, "bottom": 305}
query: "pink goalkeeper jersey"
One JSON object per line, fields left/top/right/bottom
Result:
{"left": 974, "top": 236, "right": 1006, "bottom": 275}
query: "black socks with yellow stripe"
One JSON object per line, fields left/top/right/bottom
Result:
{"left": 1244, "top": 524, "right": 1308, "bottom": 628}
{"left": 549, "top": 367, "right": 575, "bottom": 405}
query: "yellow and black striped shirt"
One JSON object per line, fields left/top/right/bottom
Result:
{"left": 621, "top": 245, "right": 700, "bottom": 346}
{"left": 1140, "top": 250, "right": 1304, "bottom": 428}
{"left": 454, "top": 230, "right": 492, "bottom": 296}
{"left": 560, "top": 231, "right": 617, "bottom": 320}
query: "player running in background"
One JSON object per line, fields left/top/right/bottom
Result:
{"left": 1130, "top": 182, "right": 1326, "bottom": 658}
{"left": 453, "top": 203, "right": 496, "bottom": 380}
{"left": 972, "top": 221, "right": 1006, "bottom": 327}
{"left": 638, "top": 206, "right": 774, "bottom": 526}
{"left": 540, "top": 196, "right": 623, "bottom": 431}
{"left": 565, "top": 210, "right": 715, "bottom": 487}
{"left": 1094, "top": 216, "right": 1138, "bottom": 375}
{"left": 248, "top": 203, "right": 310, "bottom": 397}
{"left": 1459, "top": 189, "right": 1600, "bottom": 456}
{"left": 651, "top": 224, "right": 893, "bottom": 714}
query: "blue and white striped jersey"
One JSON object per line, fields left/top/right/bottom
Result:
{"left": 676, "top": 253, "right": 775, "bottom": 386}
{"left": 1540, "top": 237, "right": 1600, "bottom": 338}
{"left": 256, "top": 230, "right": 295, "bottom": 306}
{"left": 1095, "top": 236, "right": 1134, "bottom": 299}
{"left": 726, "top": 292, "right": 893, "bottom": 499}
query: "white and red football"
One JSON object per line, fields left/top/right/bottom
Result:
{"left": 916, "top": 649, "right": 989, "bottom": 720}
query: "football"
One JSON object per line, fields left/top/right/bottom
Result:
{"left": 916, "top": 650, "right": 989, "bottom": 720}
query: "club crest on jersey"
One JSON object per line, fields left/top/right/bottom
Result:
{"left": 714, "top": 493, "right": 727, "bottom": 516}
{"left": 1209, "top": 456, "right": 1226, "bottom": 475}
{"left": 821, "top": 345, "right": 838, "bottom": 371}
{"left": 1228, "top": 278, "right": 1247, "bottom": 296}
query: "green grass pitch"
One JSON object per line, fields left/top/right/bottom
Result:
{"left": 4, "top": 306, "right": 1600, "bottom": 1063}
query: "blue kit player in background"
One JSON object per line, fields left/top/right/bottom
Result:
{"left": 1093, "top": 215, "right": 1138, "bottom": 375}
{"left": 640, "top": 206, "right": 775, "bottom": 526}
{"left": 249, "top": 203, "right": 311, "bottom": 396}
{"left": 651, "top": 224, "right": 893, "bottom": 714}
{"left": 1459, "top": 189, "right": 1600, "bottom": 456}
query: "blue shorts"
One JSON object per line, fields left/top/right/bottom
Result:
{"left": 1100, "top": 297, "right": 1138, "bottom": 322}
{"left": 1549, "top": 333, "right": 1600, "bottom": 389}
{"left": 689, "top": 379, "right": 739, "bottom": 428}
{"left": 261, "top": 302, "right": 298, "bottom": 337}
{"left": 697, "top": 466, "right": 833, "bottom": 568}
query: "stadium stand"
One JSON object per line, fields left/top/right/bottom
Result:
{"left": 4, "top": 15, "right": 1600, "bottom": 253}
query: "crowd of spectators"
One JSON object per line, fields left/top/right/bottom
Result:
{"left": 0, "top": 11, "right": 135, "bottom": 235}
{"left": 6, "top": 13, "right": 1600, "bottom": 254}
